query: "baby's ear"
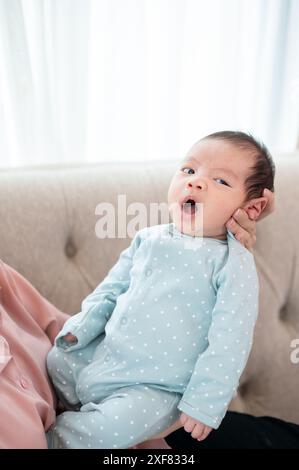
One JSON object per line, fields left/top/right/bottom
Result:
{"left": 243, "top": 197, "right": 268, "bottom": 221}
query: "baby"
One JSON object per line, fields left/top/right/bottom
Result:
{"left": 46, "top": 130, "right": 275, "bottom": 449}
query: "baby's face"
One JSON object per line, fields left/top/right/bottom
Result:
{"left": 167, "top": 139, "right": 256, "bottom": 239}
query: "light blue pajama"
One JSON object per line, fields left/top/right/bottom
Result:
{"left": 47, "top": 223, "right": 259, "bottom": 448}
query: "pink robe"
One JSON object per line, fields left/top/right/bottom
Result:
{"left": 0, "top": 260, "right": 69, "bottom": 448}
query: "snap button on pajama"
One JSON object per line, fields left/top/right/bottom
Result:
{"left": 47, "top": 223, "right": 259, "bottom": 448}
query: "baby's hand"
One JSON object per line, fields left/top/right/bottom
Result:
{"left": 62, "top": 332, "right": 78, "bottom": 344}
{"left": 180, "top": 412, "right": 212, "bottom": 441}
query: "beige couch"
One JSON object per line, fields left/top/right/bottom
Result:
{"left": 0, "top": 157, "right": 299, "bottom": 426}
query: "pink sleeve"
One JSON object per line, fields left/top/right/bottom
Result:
{"left": 1, "top": 261, "right": 70, "bottom": 344}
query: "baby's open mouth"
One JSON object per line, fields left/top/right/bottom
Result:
{"left": 182, "top": 198, "right": 197, "bottom": 215}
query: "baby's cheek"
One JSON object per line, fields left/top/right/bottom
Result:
{"left": 204, "top": 207, "right": 229, "bottom": 227}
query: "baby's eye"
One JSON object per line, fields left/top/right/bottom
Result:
{"left": 214, "top": 178, "right": 230, "bottom": 187}
{"left": 181, "top": 167, "right": 195, "bottom": 175}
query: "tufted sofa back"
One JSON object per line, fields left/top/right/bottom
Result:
{"left": 0, "top": 158, "right": 298, "bottom": 424}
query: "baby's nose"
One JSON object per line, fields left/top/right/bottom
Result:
{"left": 187, "top": 179, "right": 207, "bottom": 190}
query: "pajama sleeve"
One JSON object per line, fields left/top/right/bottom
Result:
{"left": 177, "top": 250, "right": 259, "bottom": 429}
{"left": 55, "top": 229, "right": 145, "bottom": 351}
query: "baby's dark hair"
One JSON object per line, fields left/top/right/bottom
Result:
{"left": 201, "top": 130, "right": 275, "bottom": 201}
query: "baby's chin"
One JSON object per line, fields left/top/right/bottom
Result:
{"left": 169, "top": 205, "right": 228, "bottom": 239}
{"left": 172, "top": 219, "right": 203, "bottom": 237}
{"left": 170, "top": 209, "right": 203, "bottom": 237}
{"left": 173, "top": 219, "right": 227, "bottom": 239}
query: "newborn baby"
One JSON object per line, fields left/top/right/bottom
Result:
{"left": 46, "top": 130, "right": 275, "bottom": 449}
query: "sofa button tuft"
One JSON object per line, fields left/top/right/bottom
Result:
{"left": 65, "top": 238, "right": 77, "bottom": 258}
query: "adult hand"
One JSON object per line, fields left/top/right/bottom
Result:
{"left": 226, "top": 189, "right": 275, "bottom": 253}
